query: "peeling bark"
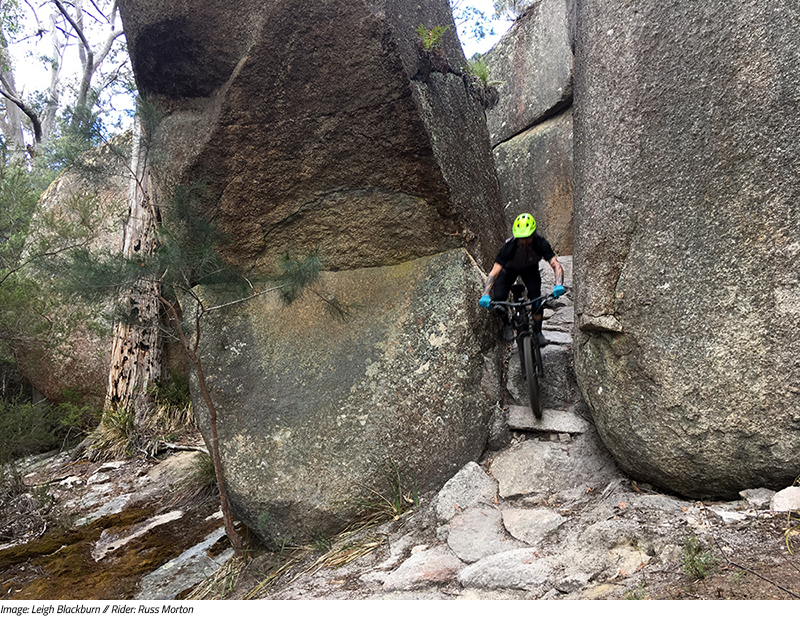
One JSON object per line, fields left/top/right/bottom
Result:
{"left": 105, "top": 119, "right": 164, "bottom": 424}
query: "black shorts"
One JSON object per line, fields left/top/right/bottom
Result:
{"left": 492, "top": 266, "right": 542, "bottom": 303}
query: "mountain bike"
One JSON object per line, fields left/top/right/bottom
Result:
{"left": 490, "top": 284, "right": 553, "bottom": 419}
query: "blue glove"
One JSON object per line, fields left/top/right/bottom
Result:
{"left": 552, "top": 285, "right": 565, "bottom": 299}
{"left": 479, "top": 294, "right": 491, "bottom": 308}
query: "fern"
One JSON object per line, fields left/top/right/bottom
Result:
{"left": 416, "top": 24, "right": 450, "bottom": 51}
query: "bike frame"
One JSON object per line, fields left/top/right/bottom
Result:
{"left": 490, "top": 285, "right": 554, "bottom": 418}
{"left": 491, "top": 291, "right": 552, "bottom": 362}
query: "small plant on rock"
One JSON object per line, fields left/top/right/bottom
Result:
{"left": 623, "top": 582, "right": 648, "bottom": 600}
{"left": 467, "top": 57, "right": 505, "bottom": 88}
{"left": 354, "top": 460, "right": 418, "bottom": 529}
{"left": 415, "top": 24, "right": 451, "bottom": 80}
{"left": 415, "top": 23, "right": 450, "bottom": 51}
{"left": 461, "top": 57, "right": 502, "bottom": 110}
{"left": 682, "top": 534, "right": 720, "bottom": 580}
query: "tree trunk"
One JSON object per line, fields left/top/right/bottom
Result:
{"left": 105, "top": 118, "right": 164, "bottom": 426}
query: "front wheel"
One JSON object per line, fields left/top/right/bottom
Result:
{"left": 522, "top": 335, "right": 542, "bottom": 419}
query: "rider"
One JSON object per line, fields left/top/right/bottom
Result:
{"left": 479, "top": 213, "right": 565, "bottom": 345}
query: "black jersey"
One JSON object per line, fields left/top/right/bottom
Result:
{"left": 494, "top": 234, "right": 555, "bottom": 270}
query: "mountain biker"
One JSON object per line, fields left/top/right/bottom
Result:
{"left": 479, "top": 213, "right": 565, "bottom": 345}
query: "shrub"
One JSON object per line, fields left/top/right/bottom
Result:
{"left": 682, "top": 534, "right": 719, "bottom": 580}
{"left": 0, "top": 397, "right": 66, "bottom": 463}
{"left": 84, "top": 407, "right": 137, "bottom": 461}
{"left": 147, "top": 370, "right": 195, "bottom": 434}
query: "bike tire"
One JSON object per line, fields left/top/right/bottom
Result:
{"left": 522, "top": 335, "right": 542, "bottom": 419}
{"left": 533, "top": 335, "right": 543, "bottom": 378}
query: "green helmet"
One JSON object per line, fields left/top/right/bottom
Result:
{"left": 512, "top": 213, "right": 536, "bottom": 238}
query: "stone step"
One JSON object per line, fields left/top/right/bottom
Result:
{"left": 542, "top": 329, "right": 572, "bottom": 345}
{"left": 506, "top": 405, "right": 589, "bottom": 434}
{"left": 507, "top": 343, "right": 581, "bottom": 410}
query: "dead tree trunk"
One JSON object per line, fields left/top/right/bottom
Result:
{"left": 105, "top": 118, "right": 164, "bottom": 426}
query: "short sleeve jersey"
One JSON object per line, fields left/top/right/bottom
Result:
{"left": 494, "top": 234, "right": 556, "bottom": 270}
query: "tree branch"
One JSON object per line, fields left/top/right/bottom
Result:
{"left": 52, "top": 0, "right": 92, "bottom": 52}
{"left": 158, "top": 291, "right": 244, "bottom": 557}
{"left": 52, "top": 0, "right": 94, "bottom": 111}
{"left": 0, "top": 87, "right": 42, "bottom": 143}
{"left": 204, "top": 283, "right": 288, "bottom": 312}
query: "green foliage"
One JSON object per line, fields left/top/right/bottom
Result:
{"left": 37, "top": 106, "right": 107, "bottom": 179}
{"left": 0, "top": 275, "right": 47, "bottom": 365}
{"left": 730, "top": 569, "right": 746, "bottom": 585}
{"left": 58, "top": 181, "right": 238, "bottom": 312}
{"left": 0, "top": 390, "right": 99, "bottom": 464}
{"left": 275, "top": 252, "right": 323, "bottom": 304}
{"left": 0, "top": 134, "right": 114, "bottom": 369}
{"left": 416, "top": 24, "right": 450, "bottom": 51}
{"left": 148, "top": 370, "right": 192, "bottom": 414}
{"left": 464, "top": 57, "right": 504, "bottom": 88}
{"left": 0, "top": 398, "right": 57, "bottom": 463}
{"left": 460, "top": 58, "right": 502, "bottom": 110}
{"left": 0, "top": 1, "right": 26, "bottom": 40}
{"left": 159, "top": 183, "right": 240, "bottom": 290}
{"left": 682, "top": 534, "right": 720, "bottom": 580}
{"left": 146, "top": 371, "right": 196, "bottom": 441}
{"left": 469, "top": 57, "right": 490, "bottom": 85}
{"left": 0, "top": 140, "right": 38, "bottom": 274}
{"left": 83, "top": 372, "right": 195, "bottom": 461}
{"left": 623, "top": 582, "right": 648, "bottom": 599}
{"left": 85, "top": 407, "right": 137, "bottom": 461}
{"left": 53, "top": 386, "right": 102, "bottom": 438}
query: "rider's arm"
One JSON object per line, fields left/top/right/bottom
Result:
{"left": 483, "top": 262, "right": 503, "bottom": 296}
{"left": 549, "top": 256, "right": 564, "bottom": 286}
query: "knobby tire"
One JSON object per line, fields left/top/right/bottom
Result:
{"left": 522, "top": 335, "right": 542, "bottom": 419}
{"left": 534, "top": 336, "right": 543, "bottom": 378}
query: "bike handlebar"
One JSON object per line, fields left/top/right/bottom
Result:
{"left": 489, "top": 293, "right": 554, "bottom": 311}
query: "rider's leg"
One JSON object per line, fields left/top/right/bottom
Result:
{"left": 520, "top": 269, "right": 546, "bottom": 346}
{"left": 493, "top": 268, "right": 516, "bottom": 341}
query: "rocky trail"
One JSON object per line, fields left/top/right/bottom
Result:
{"left": 3, "top": 260, "right": 800, "bottom": 601}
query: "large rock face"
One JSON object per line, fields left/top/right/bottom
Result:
{"left": 484, "top": 0, "right": 574, "bottom": 148}
{"left": 484, "top": 0, "right": 574, "bottom": 254}
{"left": 117, "top": 0, "right": 506, "bottom": 541}
{"left": 193, "top": 249, "right": 499, "bottom": 542}
{"left": 573, "top": 0, "right": 800, "bottom": 498}
{"left": 118, "top": 0, "right": 504, "bottom": 270}
{"left": 492, "top": 109, "right": 573, "bottom": 255}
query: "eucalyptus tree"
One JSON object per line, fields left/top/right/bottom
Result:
{"left": 0, "top": 0, "right": 130, "bottom": 157}
{"left": 450, "top": 0, "right": 494, "bottom": 44}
